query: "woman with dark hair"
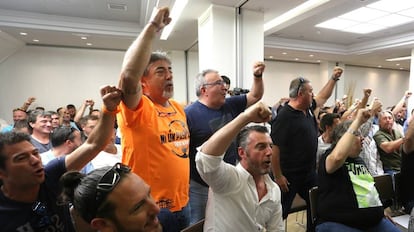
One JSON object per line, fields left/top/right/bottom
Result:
{"left": 316, "top": 108, "right": 400, "bottom": 232}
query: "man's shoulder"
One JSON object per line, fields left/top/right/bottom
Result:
{"left": 44, "top": 157, "right": 67, "bottom": 178}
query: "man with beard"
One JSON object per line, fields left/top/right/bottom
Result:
{"left": 196, "top": 102, "right": 284, "bottom": 231}
{"left": 116, "top": 6, "right": 190, "bottom": 229}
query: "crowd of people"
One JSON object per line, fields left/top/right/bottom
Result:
{"left": 0, "top": 6, "right": 413, "bottom": 232}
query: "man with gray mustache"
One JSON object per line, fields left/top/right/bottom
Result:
{"left": 116, "top": 6, "right": 190, "bottom": 230}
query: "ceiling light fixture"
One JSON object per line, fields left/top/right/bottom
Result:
{"left": 160, "top": 0, "right": 188, "bottom": 40}
{"left": 385, "top": 56, "right": 411, "bottom": 61}
{"left": 264, "top": 0, "right": 331, "bottom": 34}
{"left": 32, "top": 39, "right": 39, "bottom": 42}
{"left": 20, "top": 32, "right": 27, "bottom": 36}
{"left": 86, "top": 43, "right": 92, "bottom": 46}
{"left": 316, "top": 0, "right": 414, "bottom": 34}
{"left": 81, "top": 36, "right": 87, "bottom": 40}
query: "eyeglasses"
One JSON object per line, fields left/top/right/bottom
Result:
{"left": 95, "top": 163, "right": 131, "bottom": 209}
{"left": 296, "top": 77, "right": 305, "bottom": 96}
{"left": 31, "top": 201, "right": 52, "bottom": 229}
{"left": 203, "top": 80, "right": 226, "bottom": 87}
{"left": 155, "top": 103, "right": 177, "bottom": 117}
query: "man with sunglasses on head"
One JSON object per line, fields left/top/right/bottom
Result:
{"left": 0, "top": 85, "right": 121, "bottom": 232}
{"left": 116, "top": 6, "right": 190, "bottom": 230}
{"left": 185, "top": 63, "right": 265, "bottom": 224}
{"left": 270, "top": 67, "right": 343, "bottom": 231}
{"left": 60, "top": 163, "right": 179, "bottom": 232}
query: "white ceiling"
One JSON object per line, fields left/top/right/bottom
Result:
{"left": 0, "top": 0, "right": 412, "bottom": 70}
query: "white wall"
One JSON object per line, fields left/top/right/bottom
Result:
{"left": 0, "top": 45, "right": 410, "bottom": 124}
{"left": 0, "top": 46, "right": 191, "bottom": 123}
{"left": 261, "top": 60, "right": 410, "bottom": 110}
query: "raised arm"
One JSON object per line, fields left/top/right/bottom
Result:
{"left": 341, "top": 88, "right": 371, "bottom": 120}
{"left": 246, "top": 62, "right": 265, "bottom": 107}
{"left": 74, "top": 99, "right": 94, "bottom": 124}
{"left": 65, "top": 86, "right": 122, "bottom": 171}
{"left": 200, "top": 102, "right": 271, "bottom": 156}
{"left": 392, "top": 90, "right": 412, "bottom": 116}
{"left": 325, "top": 108, "right": 371, "bottom": 173}
{"left": 20, "top": 97, "right": 36, "bottom": 111}
{"left": 118, "top": 7, "right": 171, "bottom": 110}
{"left": 314, "top": 67, "right": 343, "bottom": 107}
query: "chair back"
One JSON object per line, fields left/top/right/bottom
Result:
{"left": 181, "top": 219, "right": 204, "bottom": 232}
{"left": 309, "top": 186, "right": 319, "bottom": 225}
{"left": 288, "top": 194, "right": 307, "bottom": 214}
{"left": 373, "top": 174, "right": 394, "bottom": 208}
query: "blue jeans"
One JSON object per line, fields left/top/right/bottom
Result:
{"left": 171, "top": 204, "right": 190, "bottom": 230}
{"left": 189, "top": 179, "right": 209, "bottom": 225}
{"left": 316, "top": 218, "right": 400, "bottom": 232}
{"left": 158, "top": 208, "right": 180, "bottom": 232}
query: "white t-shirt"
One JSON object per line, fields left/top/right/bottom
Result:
{"left": 91, "top": 144, "right": 122, "bottom": 169}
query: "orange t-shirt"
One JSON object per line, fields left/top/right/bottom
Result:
{"left": 117, "top": 96, "right": 190, "bottom": 211}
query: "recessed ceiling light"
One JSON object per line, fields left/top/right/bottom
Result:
{"left": 396, "top": 63, "right": 400, "bottom": 66}
{"left": 309, "top": 54, "right": 314, "bottom": 57}
{"left": 399, "top": 67, "right": 404, "bottom": 70}
{"left": 81, "top": 36, "right": 87, "bottom": 40}
{"left": 269, "top": 56, "right": 274, "bottom": 59}
{"left": 317, "top": 60, "right": 321, "bottom": 62}
{"left": 377, "top": 65, "right": 382, "bottom": 68}
{"left": 107, "top": 3, "right": 127, "bottom": 11}
{"left": 294, "top": 58, "right": 299, "bottom": 61}
{"left": 32, "top": 39, "right": 39, "bottom": 42}
{"left": 86, "top": 43, "right": 92, "bottom": 46}
{"left": 282, "top": 52, "right": 287, "bottom": 55}
{"left": 20, "top": 32, "right": 27, "bottom": 36}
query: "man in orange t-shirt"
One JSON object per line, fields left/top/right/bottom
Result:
{"left": 116, "top": 7, "right": 190, "bottom": 230}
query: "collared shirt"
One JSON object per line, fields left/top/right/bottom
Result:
{"left": 196, "top": 149, "right": 284, "bottom": 232}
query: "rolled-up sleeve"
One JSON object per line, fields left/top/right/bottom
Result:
{"left": 195, "top": 146, "right": 241, "bottom": 194}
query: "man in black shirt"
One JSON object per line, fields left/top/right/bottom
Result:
{"left": 271, "top": 67, "right": 343, "bottom": 231}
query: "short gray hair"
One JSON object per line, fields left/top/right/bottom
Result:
{"left": 289, "top": 77, "right": 309, "bottom": 98}
{"left": 194, "top": 69, "right": 219, "bottom": 97}
{"left": 143, "top": 51, "right": 171, "bottom": 76}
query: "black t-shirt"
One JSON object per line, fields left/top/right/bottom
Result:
{"left": 270, "top": 100, "right": 318, "bottom": 175}
{"left": 400, "top": 149, "right": 414, "bottom": 206}
{"left": 317, "top": 148, "right": 384, "bottom": 230}
{"left": 0, "top": 157, "right": 74, "bottom": 232}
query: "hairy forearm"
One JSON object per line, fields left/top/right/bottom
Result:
{"left": 271, "top": 146, "right": 283, "bottom": 177}
{"left": 246, "top": 77, "right": 264, "bottom": 107}
{"left": 315, "top": 79, "right": 336, "bottom": 107}
{"left": 380, "top": 139, "right": 404, "bottom": 154}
